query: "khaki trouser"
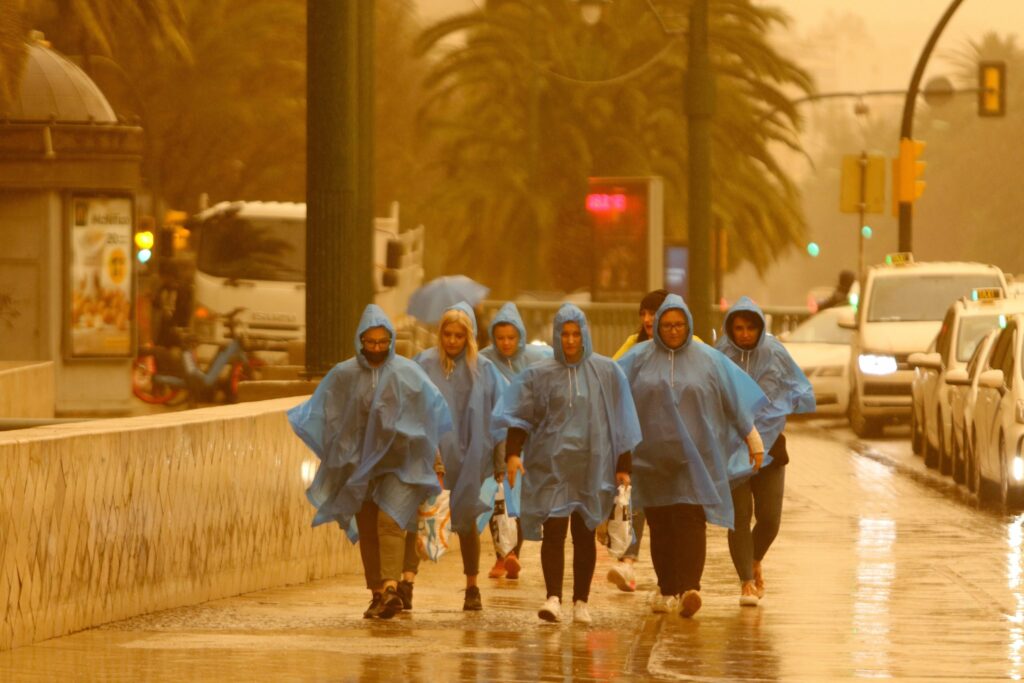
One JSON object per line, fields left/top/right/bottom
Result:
{"left": 355, "top": 500, "right": 418, "bottom": 588}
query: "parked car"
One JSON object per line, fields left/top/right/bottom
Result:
{"left": 840, "top": 254, "right": 1007, "bottom": 437}
{"left": 947, "top": 330, "right": 999, "bottom": 490}
{"left": 779, "top": 305, "right": 853, "bottom": 415}
{"left": 972, "top": 313, "right": 1024, "bottom": 506}
{"left": 908, "top": 288, "right": 1024, "bottom": 472}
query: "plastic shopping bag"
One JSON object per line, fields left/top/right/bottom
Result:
{"left": 492, "top": 484, "right": 518, "bottom": 557}
{"left": 416, "top": 490, "right": 452, "bottom": 562}
{"left": 605, "top": 484, "right": 634, "bottom": 559}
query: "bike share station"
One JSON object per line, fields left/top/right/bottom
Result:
{"left": 0, "top": 38, "right": 142, "bottom": 416}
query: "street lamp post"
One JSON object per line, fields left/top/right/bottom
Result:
{"left": 897, "top": 0, "right": 965, "bottom": 253}
{"left": 686, "top": 0, "right": 714, "bottom": 339}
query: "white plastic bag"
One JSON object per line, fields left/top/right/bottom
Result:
{"left": 416, "top": 490, "right": 452, "bottom": 562}
{"left": 492, "top": 484, "right": 518, "bottom": 557}
{"left": 606, "top": 484, "right": 634, "bottom": 559}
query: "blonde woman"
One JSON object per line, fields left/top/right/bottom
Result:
{"left": 416, "top": 302, "right": 508, "bottom": 611}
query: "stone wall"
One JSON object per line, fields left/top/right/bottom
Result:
{"left": 0, "top": 397, "right": 359, "bottom": 650}
{"left": 0, "top": 361, "right": 54, "bottom": 418}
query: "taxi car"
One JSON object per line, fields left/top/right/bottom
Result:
{"left": 840, "top": 254, "right": 1007, "bottom": 438}
{"left": 972, "top": 312, "right": 1024, "bottom": 506}
{"left": 947, "top": 330, "right": 999, "bottom": 491}
{"left": 909, "top": 288, "right": 1024, "bottom": 472}
{"left": 779, "top": 305, "right": 853, "bottom": 415}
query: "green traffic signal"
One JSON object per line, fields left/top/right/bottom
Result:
{"left": 807, "top": 242, "right": 820, "bottom": 257}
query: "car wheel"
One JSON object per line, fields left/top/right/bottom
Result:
{"left": 910, "top": 407, "right": 924, "bottom": 454}
{"left": 849, "top": 389, "right": 881, "bottom": 438}
{"left": 1000, "top": 433, "right": 1023, "bottom": 509}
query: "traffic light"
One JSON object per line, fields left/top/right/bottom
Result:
{"left": 806, "top": 242, "right": 820, "bottom": 257}
{"left": 861, "top": 225, "right": 873, "bottom": 239}
{"left": 134, "top": 217, "right": 155, "bottom": 264}
{"left": 896, "top": 138, "right": 926, "bottom": 205}
{"left": 978, "top": 61, "right": 1006, "bottom": 117}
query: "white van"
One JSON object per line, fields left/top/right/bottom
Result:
{"left": 841, "top": 254, "right": 1007, "bottom": 437}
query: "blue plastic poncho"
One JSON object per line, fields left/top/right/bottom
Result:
{"left": 493, "top": 303, "right": 642, "bottom": 540}
{"left": 480, "top": 302, "right": 553, "bottom": 381}
{"left": 715, "top": 296, "right": 815, "bottom": 459}
{"left": 618, "top": 294, "right": 767, "bottom": 529}
{"left": 416, "top": 302, "right": 508, "bottom": 534}
{"left": 288, "top": 304, "right": 452, "bottom": 541}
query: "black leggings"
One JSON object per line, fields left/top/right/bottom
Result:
{"left": 645, "top": 503, "right": 706, "bottom": 596}
{"left": 459, "top": 529, "right": 480, "bottom": 576}
{"left": 541, "top": 512, "right": 596, "bottom": 603}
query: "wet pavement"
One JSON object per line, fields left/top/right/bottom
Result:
{"left": 2, "top": 419, "right": 1023, "bottom": 681}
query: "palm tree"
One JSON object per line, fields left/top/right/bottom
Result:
{"left": 415, "top": 0, "right": 812, "bottom": 296}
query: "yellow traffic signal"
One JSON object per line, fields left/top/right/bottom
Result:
{"left": 134, "top": 230, "right": 155, "bottom": 250}
{"left": 897, "top": 138, "right": 926, "bottom": 204}
{"left": 979, "top": 61, "right": 1006, "bottom": 117}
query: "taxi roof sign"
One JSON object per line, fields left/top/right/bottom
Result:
{"left": 971, "top": 287, "right": 1004, "bottom": 302}
{"left": 884, "top": 252, "right": 914, "bottom": 266}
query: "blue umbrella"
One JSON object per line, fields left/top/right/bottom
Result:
{"left": 407, "top": 275, "right": 490, "bottom": 323}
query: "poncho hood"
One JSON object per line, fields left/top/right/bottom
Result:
{"left": 721, "top": 296, "right": 767, "bottom": 352}
{"left": 552, "top": 303, "right": 593, "bottom": 367}
{"left": 355, "top": 303, "right": 396, "bottom": 367}
{"left": 653, "top": 293, "right": 694, "bottom": 351}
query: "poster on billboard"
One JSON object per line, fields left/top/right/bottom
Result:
{"left": 68, "top": 195, "right": 133, "bottom": 357}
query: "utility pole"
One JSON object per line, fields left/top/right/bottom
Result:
{"left": 686, "top": 0, "right": 714, "bottom": 338}
{"left": 306, "top": 2, "right": 375, "bottom": 376}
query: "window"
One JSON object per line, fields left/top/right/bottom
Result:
{"left": 196, "top": 215, "right": 305, "bottom": 282}
{"left": 967, "top": 332, "right": 994, "bottom": 379}
{"left": 867, "top": 274, "right": 1003, "bottom": 322}
{"left": 955, "top": 314, "right": 1001, "bottom": 363}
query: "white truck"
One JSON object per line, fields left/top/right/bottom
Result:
{"left": 187, "top": 200, "right": 423, "bottom": 354}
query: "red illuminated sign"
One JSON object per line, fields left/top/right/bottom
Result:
{"left": 586, "top": 193, "right": 627, "bottom": 213}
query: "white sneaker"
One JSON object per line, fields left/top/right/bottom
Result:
{"left": 607, "top": 562, "right": 637, "bottom": 592}
{"left": 650, "top": 593, "right": 677, "bottom": 614}
{"left": 739, "top": 580, "right": 759, "bottom": 607}
{"left": 538, "top": 595, "right": 562, "bottom": 622}
{"left": 573, "top": 600, "right": 592, "bottom": 624}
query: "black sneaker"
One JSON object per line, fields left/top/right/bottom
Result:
{"left": 363, "top": 593, "right": 382, "bottom": 619}
{"left": 463, "top": 585, "right": 482, "bottom": 611}
{"left": 377, "top": 586, "right": 404, "bottom": 619}
{"left": 397, "top": 580, "right": 414, "bottom": 610}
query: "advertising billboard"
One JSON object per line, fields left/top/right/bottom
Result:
{"left": 68, "top": 195, "right": 134, "bottom": 357}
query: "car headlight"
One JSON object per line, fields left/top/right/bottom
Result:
{"left": 818, "top": 365, "right": 844, "bottom": 377}
{"left": 859, "top": 354, "right": 898, "bottom": 376}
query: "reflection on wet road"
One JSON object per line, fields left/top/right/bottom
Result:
{"left": 2, "top": 419, "right": 1024, "bottom": 681}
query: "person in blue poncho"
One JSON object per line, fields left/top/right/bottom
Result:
{"left": 479, "top": 302, "right": 552, "bottom": 580}
{"left": 497, "top": 303, "right": 642, "bottom": 624}
{"left": 287, "top": 304, "right": 451, "bottom": 620}
{"left": 416, "top": 302, "right": 508, "bottom": 611}
{"left": 618, "top": 294, "right": 767, "bottom": 619}
{"left": 716, "top": 296, "right": 814, "bottom": 606}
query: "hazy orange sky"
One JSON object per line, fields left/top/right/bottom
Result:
{"left": 415, "top": 0, "right": 1024, "bottom": 89}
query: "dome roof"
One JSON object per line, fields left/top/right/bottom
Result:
{"left": 3, "top": 41, "right": 117, "bottom": 123}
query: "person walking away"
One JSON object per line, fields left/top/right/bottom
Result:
{"left": 480, "top": 302, "right": 552, "bottom": 579}
{"left": 287, "top": 304, "right": 452, "bottom": 619}
{"left": 417, "top": 303, "right": 508, "bottom": 611}
{"left": 715, "top": 296, "right": 814, "bottom": 605}
{"left": 496, "top": 303, "right": 642, "bottom": 624}
{"left": 607, "top": 288, "right": 669, "bottom": 592}
{"left": 618, "top": 294, "right": 766, "bottom": 618}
